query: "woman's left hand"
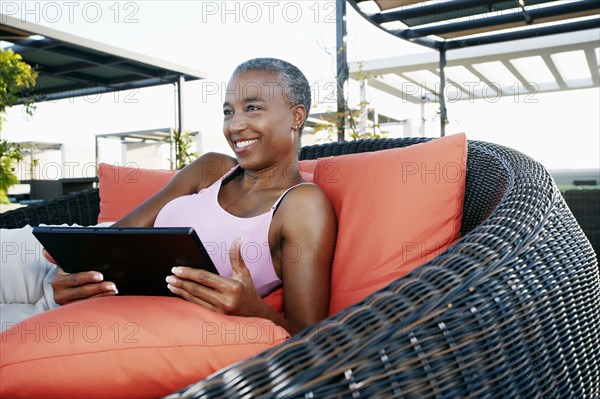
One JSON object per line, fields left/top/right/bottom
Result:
{"left": 166, "top": 237, "right": 266, "bottom": 317}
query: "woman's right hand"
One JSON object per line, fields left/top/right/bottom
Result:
{"left": 44, "top": 249, "right": 118, "bottom": 305}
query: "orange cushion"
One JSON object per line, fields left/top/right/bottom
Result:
{"left": 263, "top": 287, "right": 285, "bottom": 316}
{"left": 97, "top": 163, "right": 177, "bottom": 223}
{"left": 97, "top": 161, "right": 316, "bottom": 223}
{"left": 313, "top": 134, "right": 467, "bottom": 315}
{"left": 0, "top": 296, "right": 290, "bottom": 398}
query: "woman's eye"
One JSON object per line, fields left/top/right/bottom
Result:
{"left": 223, "top": 109, "right": 232, "bottom": 116}
{"left": 246, "top": 105, "right": 259, "bottom": 111}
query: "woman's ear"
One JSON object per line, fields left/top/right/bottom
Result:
{"left": 291, "top": 104, "right": 307, "bottom": 128}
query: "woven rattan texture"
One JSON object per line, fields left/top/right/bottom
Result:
{"left": 562, "top": 189, "right": 600, "bottom": 261}
{"left": 174, "top": 139, "right": 599, "bottom": 398}
{"left": 0, "top": 189, "right": 100, "bottom": 228}
{"left": 0, "top": 139, "right": 598, "bottom": 398}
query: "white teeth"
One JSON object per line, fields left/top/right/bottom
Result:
{"left": 235, "top": 139, "right": 258, "bottom": 149}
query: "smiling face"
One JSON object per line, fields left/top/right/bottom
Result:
{"left": 223, "top": 70, "right": 305, "bottom": 171}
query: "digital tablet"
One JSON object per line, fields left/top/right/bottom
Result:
{"left": 32, "top": 226, "right": 218, "bottom": 297}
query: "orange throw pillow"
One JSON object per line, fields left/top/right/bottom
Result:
{"left": 313, "top": 133, "right": 467, "bottom": 315}
{"left": 97, "top": 163, "right": 177, "bottom": 223}
{"left": 0, "top": 296, "right": 290, "bottom": 398}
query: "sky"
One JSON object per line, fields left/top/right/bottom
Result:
{"left": 2, "top": 0, "right": 599, "bottom": 173}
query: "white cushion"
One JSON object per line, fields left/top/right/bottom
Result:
{"left": 0, "top": 222, "right": 115, "bottom": 331}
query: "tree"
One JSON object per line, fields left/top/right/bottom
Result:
{"left": 0, "top": 48, "right": 38, "bottom": 203}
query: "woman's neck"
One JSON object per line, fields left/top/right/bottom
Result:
{"left": 238, "top": 161, "right": 302, "bottom": 191}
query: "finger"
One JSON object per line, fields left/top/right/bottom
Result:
{"left": 55, "top": 282, "right": 118, "bottom": 305}
{"left": 167, "top": 274, "right": 223, "bottom": 303}
{"left": 88, "top": 290, "right": 119, "bottom": 299}
{"left": 228, "top": 237, "right": 251, "bottom": 279}
{"left": 52, "top": 271, "right": 103, "bottom": 289}
{"left": 65, "top": 271, "right": 105, "bottom": 287}
{"left": 167, "top": 283, "right": 222, "bottom": 313}
{"left": 229, "top": 237, "right": 242, "bottom": 267}
{"left": 170, "top": 266, "right": 226, "bottom": 290}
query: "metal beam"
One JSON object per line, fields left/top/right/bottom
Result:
{"left": 502, "top": 60, "right": 532, "bottom": 94}
{"left": 439, "top": 49, "right": 447, "bottom": 137}
{"left": 365, "top": 77, "right": 423, "bottom": 104}
{"left": 584, "top": 47, "right": 600, "bottom": 87}
{"left": 540, "top": 54, "right": 568, "bottom": 90}
{"left": 401, "top": 0, "right": 600, "bottom": 39}
{"left": 448, "top": 18, "right": 600, "bottom": 49}
{"left": 336, "top": 0, "right": 348, "bottom": 142}
{"left": 372, "top": 0, "right": 499, "bottom": 24}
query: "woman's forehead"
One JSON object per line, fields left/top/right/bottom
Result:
{"left": 225, "top": 71, "right": 285, "bottom": 103}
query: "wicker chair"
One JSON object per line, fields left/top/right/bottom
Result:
{"left": 562, "top": 189, "right": 600, "bottom": 262}
{"left": 1, "top": 138, "right": 598, "bottom": 398}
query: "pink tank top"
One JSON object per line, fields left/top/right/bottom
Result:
{"left": 154, "top": 166, "right": 306, "bottom": 297}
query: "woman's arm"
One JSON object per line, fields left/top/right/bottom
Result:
{"left": 114, "top": 152, "right": 237, "bottom": 227}
{"left": 272, "top": 184, "right": 337, "bottom": 332}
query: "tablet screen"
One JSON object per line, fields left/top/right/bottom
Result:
{"left": 32, "top": 226, "right": 218, "bottom": 296}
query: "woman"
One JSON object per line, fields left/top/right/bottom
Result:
{"left": 49, "top": 58, "right": 338, "bottom": 335}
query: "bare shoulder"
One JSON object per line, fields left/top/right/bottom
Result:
{"left": 278, "top": 183, "right": 336, "bottom": 221}
{"left": 176, "top": 152, "right": 237, "bottom": 193}
{"left": 285, "top": 183, "right": 330, "bottom": 202}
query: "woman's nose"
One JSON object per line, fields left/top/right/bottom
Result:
{"left": 227, "top": 113, "right": 247, "bottom": 133}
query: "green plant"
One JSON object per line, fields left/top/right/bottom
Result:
{"left": 0, "top": 48, "right": 38, "bottom": 203}
{"left": 0, "top": 140, "right": 24, "bottom": 203}
{"left": 1, "top": 49, "right": 37, "bottom": 128}
{"left": 164, "top": 129, "right": 198, "bottom": 169}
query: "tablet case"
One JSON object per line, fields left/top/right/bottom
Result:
{"left": 32, "top": 226, "right": 218, "bottom": 296}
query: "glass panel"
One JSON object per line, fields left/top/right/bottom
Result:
{"left": 444, "top": 65, "right": 494, "bottom": 99}
{"left": 403, "top": 69, "right": 440, "bottom": 92}
{"left": 472, "top": 61, "right": 520, "bottom": 90}
{"left": 510, "top": 56, "right": 559, "bottom": 90}
{"left": 551, "top": 50, "right": 591, "bottom": 81}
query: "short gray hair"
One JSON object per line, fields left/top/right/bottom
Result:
{"left": 232, "top": 58, "right": 311, "bottom": 132}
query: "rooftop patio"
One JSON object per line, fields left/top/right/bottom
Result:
{"left": 0, "top": 2, "right": 599, "bottom": 398}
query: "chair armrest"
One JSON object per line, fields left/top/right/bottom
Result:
{"left": 0, "top": 189, "right": 100, "bottom": 229}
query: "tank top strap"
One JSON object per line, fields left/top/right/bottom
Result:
{"left": 271, "top": 182, "right": 312, "bottom": 212}
{"left": 222, "top": 165, "right": 242, "bottom": 182}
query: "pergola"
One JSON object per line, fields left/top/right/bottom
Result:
{"left": 0, "top": 14, "right": 206, "bottom": 136}
{"left": 336, "top": 0, "right": 600, "bottom": 137}
{"left": 1, "top": 14, "right": 207, "bottom": 199}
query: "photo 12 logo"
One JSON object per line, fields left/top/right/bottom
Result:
{"left": 11, "top": 160, "right": 100, "bottom": 181}
{"left": 1, "top": 321, "right": 139, "bottom": 344}
{"left": 1, "top": 1, "right": 140, "bottom": 24}
{"left": 33, "top": 84, "right": 140, "bottom": 105}
{"left": 400, "top": 81, "right": 540, "bottom": 104}
{"left": 200, "top": 1, "right": 337, "bottom": 24}
{"left": 199, "top": 80, "right": 337, "bottom": 104}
